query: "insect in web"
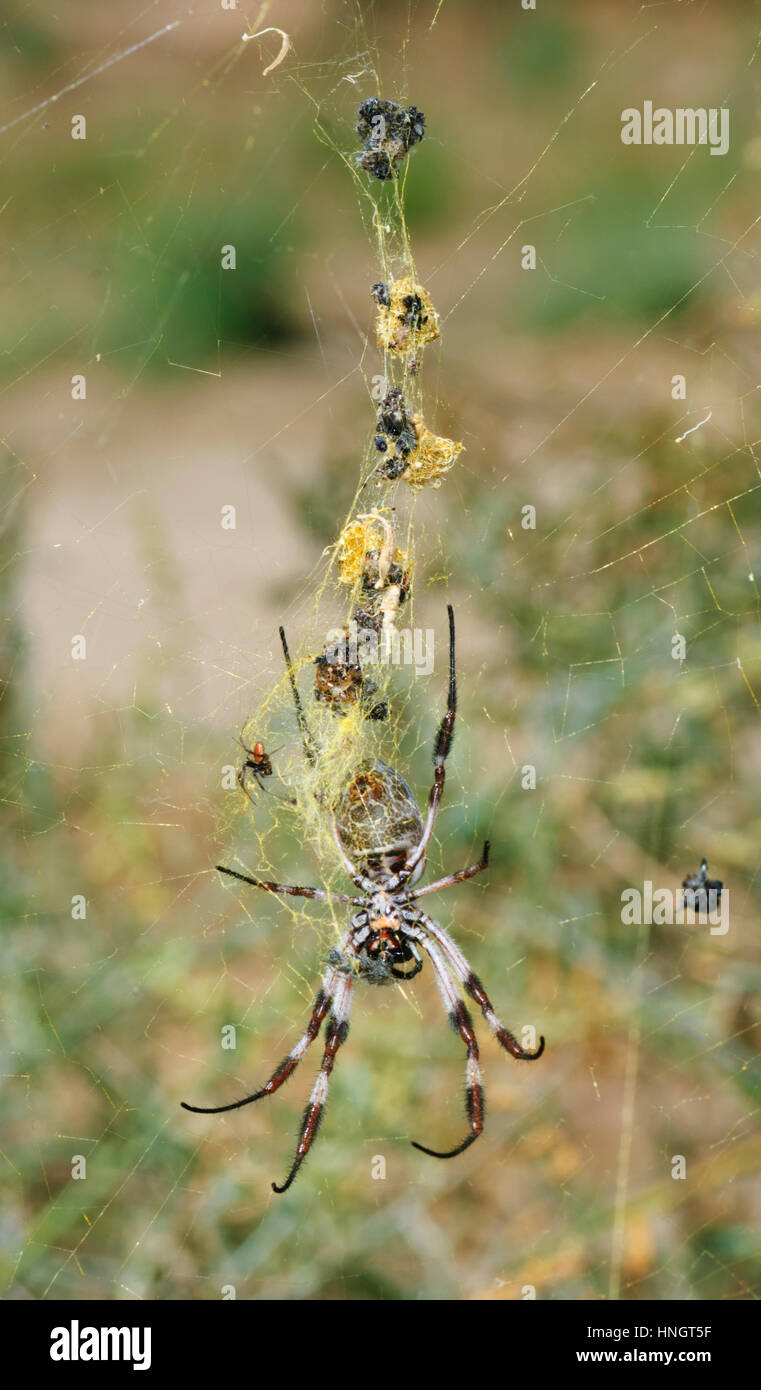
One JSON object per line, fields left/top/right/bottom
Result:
{"left": 682, "top": 857, "right": 723, "bottom": 913}
{"left": 182, "top": 606, "right": 545, "bottom": 1193}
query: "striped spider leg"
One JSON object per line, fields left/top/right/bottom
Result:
{"left": 398, "top": 902, "right": 544, "bottom": 1158}
{"left": 395, "top": 604, "right": 457, "bottom": 884}
{"left": 399, "top": 924, "right": 486, "bottom": 1158}
{"left": 182, "top": 903, "right": 357, "bottom": 1194}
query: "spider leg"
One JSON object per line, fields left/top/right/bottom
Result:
{"left": 405, "top": 932, "right": 484, "bottom": 1159}
{"left": 405, "top": 604, "right": 456, "bottom": 878}
{"left": 216, "top": 863, "right": 358, "bottom": 904}
{"left": 237, "top": 764, "right": 297, "bottom": 808}
{"left": 416, "top": 909, "right": 545, "bottom": 1061}
{"left": 237, "top": 765, "right": 261, "bottom": 806}
{"left": 279, "top": 624, "right": 318, "bottom": 767}
{"left": 405, "top": 841, "right": 490, "bottom": 901}
{"left": 181, "top": 969, "right": 338, "bottom": 1114}
{"left": 330, "top": 817, "right": 376, "bottom": 894}
{"left": 273, "top": 973, "right": 354, "bottom": 1193}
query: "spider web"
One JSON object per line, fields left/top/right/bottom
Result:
{"left": 2, "top": 0, "right": 761, "bottom": 1302}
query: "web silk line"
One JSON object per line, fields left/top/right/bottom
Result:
{"left": 0, "top": 21, "right": 182, "bottom": 137}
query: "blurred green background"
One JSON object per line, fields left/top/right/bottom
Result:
{"left": 2, "top": 0, "right": 761, "bottom": 1300}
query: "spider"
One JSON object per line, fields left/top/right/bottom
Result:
{"left": 237, "top": 738, "right": 294, "bottom": 807}
{"left": 238, "top": 738, "right": 275, "bottom": 791}
{"left": 182, "top": 606, "right": 545, "bottom": 1193}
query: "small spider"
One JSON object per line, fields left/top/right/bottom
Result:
{"left": 682, "top": 858, "right": 723, "bottom": 913}
{"left": 237, "top": 738, "right": 294, "bottom": 806}
{"left": 183, "top": 608, "right": 545, "bottom": 1193}
{"left": 239, "top": 738, "right": 275, "bottom": 789}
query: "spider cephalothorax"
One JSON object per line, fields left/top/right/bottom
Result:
{"left": 330, "top": 900, "right": 423, "bottom": 987}
{"left": 182, "top": 607, "right": 545, "bottom": 1193}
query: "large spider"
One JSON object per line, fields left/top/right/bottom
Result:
{"left": 182, "top": 606, "right": 545, "bottom": 1193}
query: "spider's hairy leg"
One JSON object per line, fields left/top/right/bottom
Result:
{"left": 405, "top": 841, "right": 490, "bottom": 901}
{"left": 405, "top": 604, "right": 456, "bottom": 877}
{"left": 406, "top": 931, "right": 484, "bottom": 1159}
{"left": 237, "top": 765, "right": 296, "bottom": 808}
{"left": 279, "top": 623, "right": 318, "bottom": 767}
{"left": 273, "top": 973, "right": 354, "bottom": 1194}
{"left": 418, "top": 910, "right": 545, "bottom": 1061}
{"left": 181, "top": 973, "right": 337, "bottom": 1115}
{"left": 216, "top": 863, "right": 357, "bottom": 904}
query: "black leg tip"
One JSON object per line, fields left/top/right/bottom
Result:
{"left": 272, "top": 1158, "right": 302, "bottom": 1194}
{"left": 411, "top": 1133, "right": 478, "bottom": 1159}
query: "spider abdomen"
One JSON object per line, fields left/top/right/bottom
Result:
{"left": 335, "top": 759, "right": 424, "bottom": 882}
